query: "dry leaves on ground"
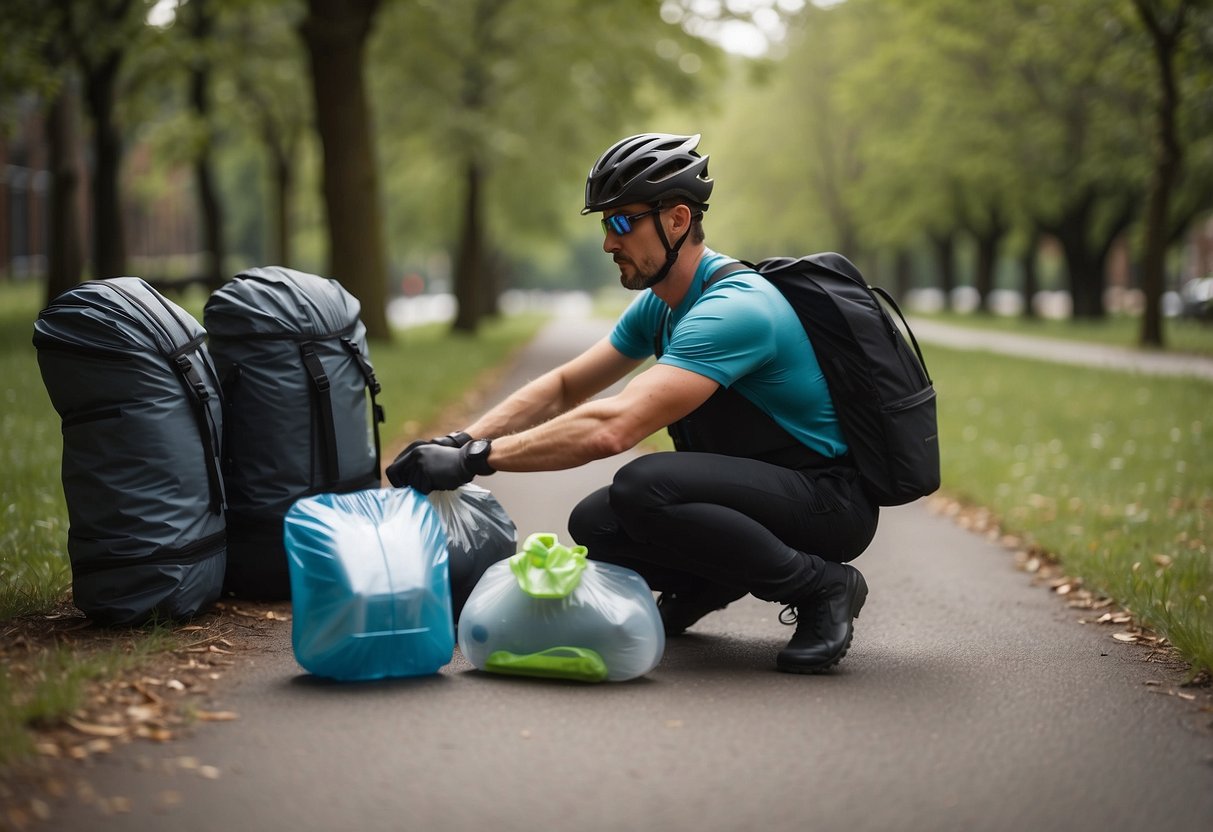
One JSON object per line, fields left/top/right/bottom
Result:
{"left": 0, "top": 598, "right": 291, "bottom": 830}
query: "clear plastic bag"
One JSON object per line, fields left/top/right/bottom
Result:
{"left": 425, "top": 484, "right": 516, "bottom": 620}
{"left": 457, "top": 532, "right": 665, "bottom": 682}
{"left": 285, "top": 488, "right": 454, "bottom": 681}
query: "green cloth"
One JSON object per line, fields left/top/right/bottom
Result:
{"left": 508, "top": 532, "right": 588, "bottom": 599}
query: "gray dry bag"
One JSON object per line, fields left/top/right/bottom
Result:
{"left": 33, "top": 277, "right": 227, "bottom": 626}
{"left": 204, "top": 267, "right": 384, "bottom": 600}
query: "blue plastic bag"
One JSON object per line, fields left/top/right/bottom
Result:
{"left": 284, "top": 488, "right": 454, "bottom": 680}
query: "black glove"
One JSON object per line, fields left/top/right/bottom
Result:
{"left": 387, "top": 431, "right": 471, "bottom": 485}
{"left": 386, "top": 439, "right": 494, "bottom": 493}
{"left": 397, "top": 430, "right": 472, "bottom": 456}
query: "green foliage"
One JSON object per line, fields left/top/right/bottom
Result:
{"left": 933, "top": 345, "right": 1213, "bottom": 674}
{"left": 0, "top": 282, "right": 72, "bottom": 621}
{"left": 369, "top": 0, "right": 724, "bottom": 287}
{"left": 371, "top": 313, "right": 549, "bottom": 441}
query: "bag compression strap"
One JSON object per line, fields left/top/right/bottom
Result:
{"left": 341, "top": 338, "right": 385, "bottom": 470}
{"left": 171, "top": 350, "right": 226, "bottom": 515}
{"left": 300, "top": 342, "right": 340, "bottom": 484}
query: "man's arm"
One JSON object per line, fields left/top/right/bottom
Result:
{"left": 463, "top": 336, "right": 643, "bottom": 439}
{"left": 483, "top": 362, "right": 719, "bottom": 472}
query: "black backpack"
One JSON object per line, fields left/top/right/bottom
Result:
{"left": 33, "top": 277, "right": 227, "bottom": 625}
{"left": 710, "top": 254, "right": 940, "bottom": 506}
{"left": 204, "top": 267, "right": 385, "bottom": 599}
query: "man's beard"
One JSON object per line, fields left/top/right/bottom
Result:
{"left": 615, "top": 254, "right": 662, "bottom": 291}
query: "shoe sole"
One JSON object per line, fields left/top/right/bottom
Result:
{"left": 775, "top": 569, "right": 868, "bottom": 675}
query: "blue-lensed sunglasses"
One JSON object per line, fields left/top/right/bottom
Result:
{"left": 601, "top": 206, "right": 663, "bottom": 236}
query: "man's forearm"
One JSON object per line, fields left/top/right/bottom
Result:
{"left": 463, "top": 369, "right": 573, "bottom": 440}
{"left": 484, "top": 397, "right": 638, "bottom": 472}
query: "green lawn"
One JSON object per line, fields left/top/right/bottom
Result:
{"left": 918, "top": 310, "right": 1213, "bottom": 357}
{"left": 928, "top": 343, "right": 1212, "bottom": 675}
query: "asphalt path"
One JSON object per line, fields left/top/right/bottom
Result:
{"left": 43, "top": 315, "right": 1213, "bottom": 832}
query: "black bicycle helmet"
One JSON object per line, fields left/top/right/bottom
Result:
{"left": 582, "top": 133, "right": 713, "bottom": 215}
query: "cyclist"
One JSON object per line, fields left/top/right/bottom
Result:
{"left": 388, "top": 133, "right": 877, "bottom": 673}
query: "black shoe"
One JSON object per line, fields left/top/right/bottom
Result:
{"left": 657, "top": 585, "right": 746, "bottom": 636}
{"left": 775, "top": 564, "right": 868, "bottom": 674}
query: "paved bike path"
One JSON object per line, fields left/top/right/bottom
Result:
{"left": 45, "top": 315, "right": 1213, "bottom": 832}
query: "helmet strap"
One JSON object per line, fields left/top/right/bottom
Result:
{"left": 641, "top": 210, "right": 693, "bottom": 290}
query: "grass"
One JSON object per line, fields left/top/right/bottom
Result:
{"left": 370, "top": 314, "right": 548, "bottom": 446}
{"left": 929, "top": 343, "right": 1212, "bottom": 675}
{"left": 0, "top": 624, "right": 178, "bottom": 766}
{"left": 1, "top": 281, "right": 73, "bottom": 621}
{"left": 917, "top": 310, "right": 1213, "bottom": 357}
{"left": 0, "top": 278, "right": 545, "bottom": 768}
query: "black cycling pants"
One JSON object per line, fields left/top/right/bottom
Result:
{"left": 568, "top": 452, "right": 878, "bottom": 605}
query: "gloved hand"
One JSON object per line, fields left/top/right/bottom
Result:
{"left": 396, "top": 430, "right": 472, "bottom": 457}
{"left": 387, "top": 431, "right": 471, "bottom": 485}
{"left": 386, "top": 439, "right": 493, "bottom": 492}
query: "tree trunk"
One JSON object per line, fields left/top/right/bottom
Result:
{"left": 974, "top": 231, "right": 998, "bottom": 314}
{"left": 893, "top": 248, "right": 912, "bottom": 305}
{"left": 82, "top": 53, "right": 126, "bottom": 280}
{"left": 188, "top": 0, "right": 225, "bottom": 291}
{"left": 1052, "top": 216, "right": 1104, "bottom": 319}
{"left": 1133, "top": 0, "right": 1187, "bottom": 349}
{"left": 46, "top": 79, "right": 84, "bottom": 303}
{"left": 271, "top": 149, "right": 293, "bottom": 266}
{"left": 1020, "top": 229, "right": 1040, "bottom": 320}
{"left": 299, "top": 0, "right": 390, "bottom": 340}
{"left": 452, "top": 159, "right": 484, "bottom": 333}
{"left": 929, "top": 230, "right": 957, "bottom": 311}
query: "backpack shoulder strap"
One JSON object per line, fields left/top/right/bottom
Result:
{"left": 655, "top": 260, "right": 755, "bottom": 356}
{"left": 704, "top": 260, "right": 755, "bottom": 289}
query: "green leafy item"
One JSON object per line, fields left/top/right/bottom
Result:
{"left": 485, "top": 647, "right": 608, "bottom": 683}
{"left": 508, "top": 532, "right": 589, "bottom": 599}
{"left": 489, "top": 533, "right": 606, "bottom": 682}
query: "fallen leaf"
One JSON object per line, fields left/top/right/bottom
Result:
{"left": 195, "top": 710, "right": 239, "bottom": 722}
{"left": 66, "top": 718, "right": 127, "bottom": 738}
{"left": 1112, "top": 632, "right": 1139, "bottom": 643}
{"left": 198, "top": 766, "right": 221, "bottom": 780}
{"left": 126, "top": 704, "right": 159, "bottom": 722}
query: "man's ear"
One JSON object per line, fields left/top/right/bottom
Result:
{"left": 668, "top": 203, "right": 692, "bottom": 234}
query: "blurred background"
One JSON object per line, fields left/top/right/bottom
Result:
{"left": 1, "top": 0, "right": 1211, "bottom": 345}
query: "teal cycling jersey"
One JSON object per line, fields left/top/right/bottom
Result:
{"left": 610, "top": 248, "right": 848, "bottom": 458}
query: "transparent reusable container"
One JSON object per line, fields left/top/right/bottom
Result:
{"left": 457, "top": 533, "right": 665, "bottom": 682}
